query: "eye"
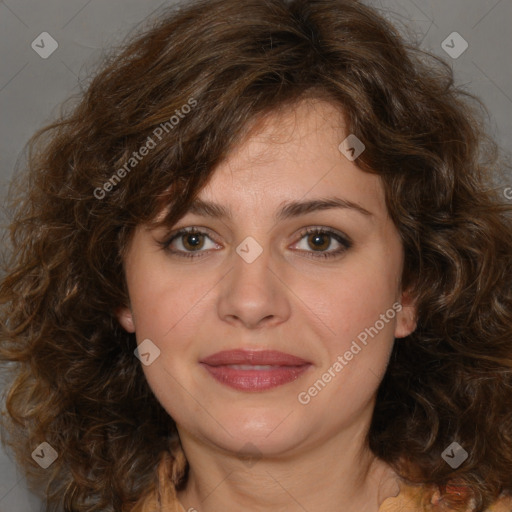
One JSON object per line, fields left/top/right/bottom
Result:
{"left": 291, "top": 227, "right": 352, "bottom": 259}
{"left": 158, "top": 227, "right": 220, "bottom": 259}
{"left": 158, "top": 226, "right": 352, "bottom": 260}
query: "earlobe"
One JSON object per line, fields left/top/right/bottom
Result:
{"left": 116, "top": 306, "right": 136, "bottom": 333}
{"left": 394, "top": 289, "right": 417, "bottom": 339}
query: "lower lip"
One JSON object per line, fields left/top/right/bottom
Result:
{"left": 200, "top": 364, "right": 311, "bottom": 391}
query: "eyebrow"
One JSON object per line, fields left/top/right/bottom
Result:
{"left": 185, "top": 197, "right": 373, "bottom": 221}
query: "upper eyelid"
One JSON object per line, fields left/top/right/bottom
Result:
{"left": 165, "top": 226, "right": 219, "bottom": 243}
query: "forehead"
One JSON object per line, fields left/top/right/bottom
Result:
{"left": 195, "top": 98, "right": 387, "bottom": 219}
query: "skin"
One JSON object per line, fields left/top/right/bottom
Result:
{"left": 117, "top": 98, "right": 417, "bottom": 512}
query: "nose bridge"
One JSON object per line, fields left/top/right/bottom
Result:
{"left": 216, "top": 235, "right": 289, "bottom": 328}
{"left": 230, "top": 237, "right": 274, "bottom": 300}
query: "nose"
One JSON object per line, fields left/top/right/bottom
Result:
{"left": 216, "top": 242, "right": 291, "bottom": 330}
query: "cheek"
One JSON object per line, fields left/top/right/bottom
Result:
{"left": 129, "top": 274, "right": 209, "bottom": 418}
{"left": 297, "top": 270, "right": 399, "bottom": 413}
{"left": 127, "top": 255, "right": 213, "bottom": 336}
{"left": 300, "top": 260, "right": 400, "bottom": 338}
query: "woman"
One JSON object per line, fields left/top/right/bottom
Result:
{"left": 1, "top": 0, "right": 511, "bottom": 511}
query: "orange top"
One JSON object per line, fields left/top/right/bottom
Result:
{"left": 129, "top": 445, "right": 512, "bottom": 512}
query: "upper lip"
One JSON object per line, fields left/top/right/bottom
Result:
{"left": 200, "top": 349, "right": 310, "bottom": 366}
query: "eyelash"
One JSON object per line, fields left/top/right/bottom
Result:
{"left": 158, "top": 226, "right": 352, "bottom": 260}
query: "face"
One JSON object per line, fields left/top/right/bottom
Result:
{"left": 117, "top": 98, "right": 416, "bottom": 457}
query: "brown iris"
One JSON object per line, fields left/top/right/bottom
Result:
{"left": 182, "top": 232, "right": 205, "bottom": 251}
{"left": 307, "top": 232, "right": 330, "bottom": 251}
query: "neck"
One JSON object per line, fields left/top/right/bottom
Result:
{"left": 176, "top": 421, "right": 400, "bottom": 512}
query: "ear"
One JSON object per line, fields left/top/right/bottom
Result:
{"left": 116, "top": 306, "right": 136, "bottom": 333}
{"left": 394, "top": 288, "right": 417, "bottom": 339}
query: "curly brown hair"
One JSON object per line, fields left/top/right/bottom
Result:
{"left": 1, "top": 0, "right": 511, "bottom": 511}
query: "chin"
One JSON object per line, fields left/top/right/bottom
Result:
{"left": 199, "top": 409, "right": 310, "bottom": 456}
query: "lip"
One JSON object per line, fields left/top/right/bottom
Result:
{"left": 200, "top": 349, "right": 310, "bottom": 366}
{"left": 200, "top": 350, "right": 312, "bottom": 391}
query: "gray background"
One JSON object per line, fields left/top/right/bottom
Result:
{"left": 0, "top": 0, "right": 511, "bottom": 510}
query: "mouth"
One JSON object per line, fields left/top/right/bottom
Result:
{"left": 199, "top": 350, "right": 312, "bottom": 391}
